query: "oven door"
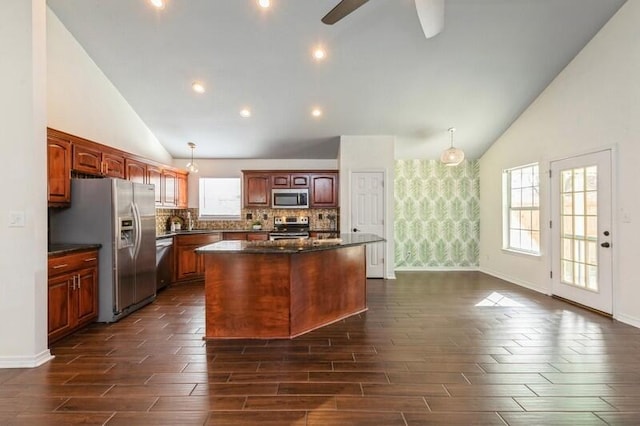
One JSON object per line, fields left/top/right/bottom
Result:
{"left": 269, "top": 232, "right": 310, "bottom": 241}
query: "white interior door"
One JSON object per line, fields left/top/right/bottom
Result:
{"left": 351, "top": 171, "right": 385, "bottom": 278}
{"left": 550, "top": 150, "right": 613, "bottom": 314}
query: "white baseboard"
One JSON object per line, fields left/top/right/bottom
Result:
{"left": 394, "top": 266, "right": 480, "bottom": 272}
{"left": 478, "top": 267, "right": 549, "bottom": 295}
{"left": 0, "top": 350, "right": 53, "bottom": 369}
{"left": 614, "top": 313, "right": 640, "bottom": 329}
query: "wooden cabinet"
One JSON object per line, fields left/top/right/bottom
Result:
{"left": 222, "top": 232, "right": 269, "bottom": 241}
{"left": 147, "top": 165, "right": 163, "bottom": 205}
{"left": 47, "top": 128, "right": 189, "bottom": 208}
{"left": 162, "top": 169, "right": 178, "bottom": 207}
{"left": 125, "top": 158, "right": 147, "bottom": 184}
{"left": 310, "top": 173, "right": 339, "bottom": 208}
{"left": 47, "top": 135, "right": 72, "bottom": 206}
{"left": 48, "top": 249, "right": 99, "bottom": 343}
{"left": 174, "top": 233, "right": 222, "bottom": 282}
{"left": 177, "top": 171, "right": 188, "bottom": 209}
{"left": 243, "top": 173, "right": 271, "bottom": 207}
{"left": 271, "top": 173, "right": 309, "bottom": 188}
{"left": 244, "top": 170, "right": 338, "bottom": 208}
{"left": 72, "top": 142, "right": 125, "bottom": 178}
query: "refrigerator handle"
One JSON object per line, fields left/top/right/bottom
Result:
{"left": 132, "top": 202, "right": 142, "bottom": 260}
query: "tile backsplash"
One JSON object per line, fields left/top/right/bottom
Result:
{"left": 156, "top": 208, "right": 339, "bottom": 235}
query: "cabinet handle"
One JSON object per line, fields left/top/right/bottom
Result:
{"left": 76, "top": 274, "right": 81, "bottom": 289}
{"left": 52, "top": 264, "right": 68, "bottom": 269}
{"left": 83, "top": 257, "right": 96, "bottom": 262}
{"left": 71, "top": 275, "right": 76, "bottom": 290}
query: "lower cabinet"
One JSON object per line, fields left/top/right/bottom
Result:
{"left": 174, "top": 233, "right": 222, "bottom": 282}
{"left": 48, "top": 249, "right": 99, "bottom": 343}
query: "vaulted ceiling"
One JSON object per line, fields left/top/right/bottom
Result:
{"left": 47, "top": 0, "right": 626, "bottom": 160}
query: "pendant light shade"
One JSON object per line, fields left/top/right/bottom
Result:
{"left": 440, "top": 127, "right": 465, "bottom": 166}
{"left": 186, "top": 142, "right": 199, "bottom": 173}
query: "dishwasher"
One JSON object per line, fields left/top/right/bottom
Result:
{"left": 156, "top": 237, "right": 174, "bottom": 291}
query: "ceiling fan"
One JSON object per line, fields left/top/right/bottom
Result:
{"left": 322, "top": 0, "right": 445, "bottom": 39}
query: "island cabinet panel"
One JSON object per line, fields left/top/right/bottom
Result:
{"left": 204, "top": 253, "right": 291, "bottom": 338}
{"left": 289, "top": 246, "right": 366, "bottom": 336}
{"left": 244, "top": 173, "right": 271, "bottom": 207}
{"left": 202, "top": 243, "right": 368, "bottom": 339}
{"left": 48, "top": 249, "right": 99, "bottom": 343}
{"left": 47, "top": 135, "right": 72, "bottom": 206}
{"left": 310, "top": 173, "right": 339, "bottom": 207}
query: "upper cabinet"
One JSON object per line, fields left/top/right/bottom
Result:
{"left": 47, "top": 128, "right": 188, "bottom": 208}
{"left": 310, "top": 173, "right": 339, "bottom": 208}
{"left": 244, "top": 173, "right": 271, "bottom": 208}
{"left": 72, "top": 142, "right": 125, "bottom": 178}
{"left": 243, "top": 170, "right": 338, "bottom": 208}
{"left": 47, "top": 135, "right": 72, "bottom": 207}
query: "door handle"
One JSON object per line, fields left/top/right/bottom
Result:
{"left": 353, "top": 228, "right": 359, "bottom": 232}
{"left": 601, "top": 242, "right": 611, "bottom": 248}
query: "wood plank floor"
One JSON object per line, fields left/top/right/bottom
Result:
{"left": 2, "top": 271, "right": 640, "bottom": 425}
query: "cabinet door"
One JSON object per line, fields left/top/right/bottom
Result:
{"left": 163, "top": 170, "right": 178, "bottom": 207}
{"left": 102, "top": 153, "right": 126, "bottom": 178}
{"left": 223, "top": 232, "right": 248, "bottom": 240}
{"left": 290, "top": 174, "right": 310, "bottom": 188}
{"left": 73, "top": 144, "right": 103, "bottom": 175}
{"left": 310, "top": 173, "right": 339, "bottom": 207}
{"left": 175, "top": 244, "right": 199, "bottom": 280}
{"left": 147, "top": 165, "right": 163, "bottom": 205}
{"left": 247, "top": 233, "right": 269, "bottom": 241}
{"left": 75, "top": 267, "right": 98, "bottom": 325}
{"left": 47, "top": 136, "right": 72, "bottom": 206}
{"left": 244, "top": 174, "right": 271, "bottom": 207}
{"left": 48, "top": 274, "right": 73, "bottom": 341}
{"left": 177, "top": 172, "right": 188, "bottom": 208}
{"left": 125, "top": 158, "right": 147, "bottom": 184}
{"left": 271, "top": 174, "right": 290, "bottom": 188}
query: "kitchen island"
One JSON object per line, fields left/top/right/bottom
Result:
{"left": 196, "top": 233, "right": 384, "bottom": 339}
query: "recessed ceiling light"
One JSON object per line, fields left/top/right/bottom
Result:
{"left": 149, "top": 0, "right": 165, "bottom": 10}
{"left": 313, "top": 47, "right": 326, "bottom": 61}
{"left": 240, "top": 108, "right": 252, "bottom": 118}
{"left": 311, "top": 108, "right": 322, "bottom": 118}
{"left": 191, "top": 81, "right": 205, "bottom": 94}
{"left": 258, "top": 0, "right": 271, "bottom": 8}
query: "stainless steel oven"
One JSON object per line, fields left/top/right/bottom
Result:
{"left": 269, "top": 216, "right": 310, "bottom": 240}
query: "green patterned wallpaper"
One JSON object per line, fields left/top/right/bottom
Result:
{"left": 395, "top": 160, "right": 480, "bottom": 268}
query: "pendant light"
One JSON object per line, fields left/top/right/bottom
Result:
{"left": 186, "top": 142, "right": 199, "bottom": 173}
{"left": 440, "top": 127, "right": 465, "bottom": 166}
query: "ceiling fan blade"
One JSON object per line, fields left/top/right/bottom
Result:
{"left": 415, "top": 0, "right": 444, "bottom": 39}
{"left": 322, "top": 0, "right": 370, "bottom": 25}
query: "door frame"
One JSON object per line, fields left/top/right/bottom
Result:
{"left": 344, "top": 168, "right": 394, "bottom": 280}
{"left": 546, "top": 145, "right": 618, "bottom": 316}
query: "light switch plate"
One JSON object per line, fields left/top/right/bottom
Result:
{"left": 9, "top": 211, "right": 26, "bottom": 227}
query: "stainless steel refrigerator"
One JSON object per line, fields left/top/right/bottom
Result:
{"left": 50, "top": 178, "right": 157, "bottom": 322}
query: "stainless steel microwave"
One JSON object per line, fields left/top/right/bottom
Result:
{"left": 272, "top": 189, "right": 309, "bottom": 209}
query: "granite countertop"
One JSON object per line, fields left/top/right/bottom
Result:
{"left": 48, "top": 243, "right": 102, "bottom": 256}
{"left": 157, "top": 229, "right": 338, "bottom": 239}
{"left": 195, "top": 233, "right": 384, "bottom": 254}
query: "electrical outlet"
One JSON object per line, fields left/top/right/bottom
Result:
{"left": 263, "top": 214, "right": 268, "bottom": 220}
{"left": 318, "top": 214, "right": 323, "bottom": 220}
{"left": 246, "top": 213, "right": 253, "bottom": 220}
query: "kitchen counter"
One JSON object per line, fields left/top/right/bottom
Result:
{"left": 196, "top": 233, "right": 383, "bottom": 254}
{"left": 48, "top": 243, "right": 102, "bottom": 256}
{"left": 198, "top": 233, "right": 384, "bottom": 339}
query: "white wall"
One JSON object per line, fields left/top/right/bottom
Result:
{"left": 47, "top": 8, "right": 172, "bottom": 164}
{"left": 339, "top": 136, "right": 396, "bottom": 279}
{"left": 479, "top": 1, "right": 640, "bottom": 326}
{"left": 0, "top": 0, "right": 52, "bottom": 367}
{"left": 176, "top": 158, "right": 338, "bottom": 208}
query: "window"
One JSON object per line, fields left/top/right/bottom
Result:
{"left": 198, "top": 177, "right": 241, "bottom": 219}
{"left": 504, "top": 164, "right": 540, "bottom": 254}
